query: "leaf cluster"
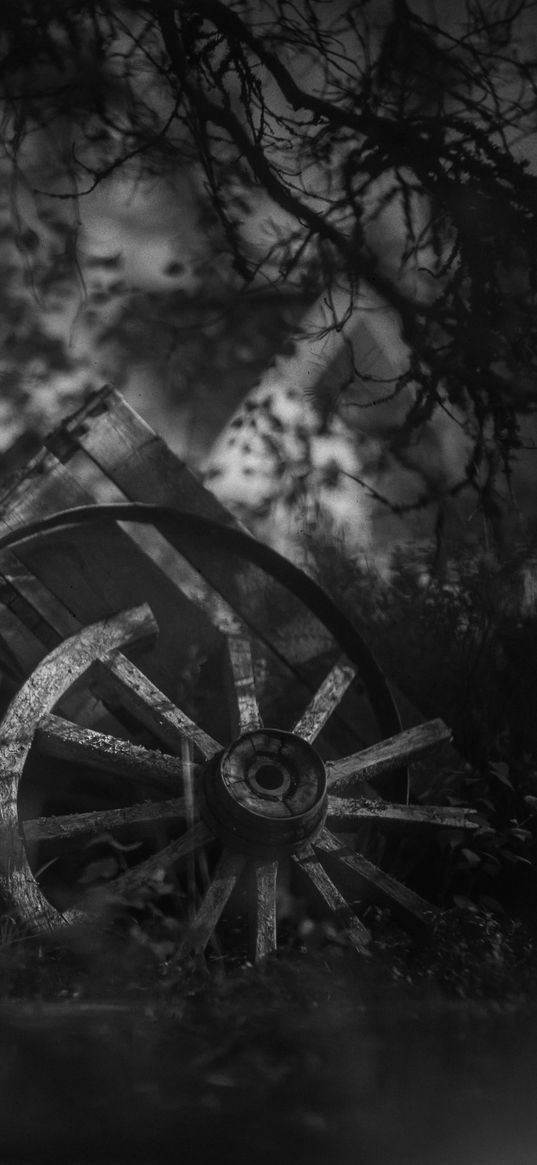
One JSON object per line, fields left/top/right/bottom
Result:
{"left": 1, "top": 1, "right": 537, "bottom": 501}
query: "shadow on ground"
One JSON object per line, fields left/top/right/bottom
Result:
{"left": 1, "top": 941, "right": 536, "bottom": 1165}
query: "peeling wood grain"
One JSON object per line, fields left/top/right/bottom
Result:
{"left": 254, "top": 860, "right": 278, "bottom": 961}
{"left": 293, "top": 843, "right": 370, "bottom": 954}
{"left": 327, "top": 797, "right": 479, "bottom": 831}
{"left": 326, "top": 719, "right": 452, "bottom": 793}
{"left": 93, "top": 652, "right": 221, "bottom": 760}
{"left": 36, "top": 714, "right": 188, "bottom": 795}
{"left": 179, "top": 849, "right": 246, "bottom": 955}
{"left": 226, "top": 633, "right": 262, "bottom": 735}
{"left": 13, "top": 796, "right": 189, "bottom": 846}
{"left": 292, "top": 658, "right": 356, "bottom": 743}
{"left": 315, "top": 827, "right": 438, "bottom": 930}
{"left": 0, "top": 604, "right": 158, "bottom": 930}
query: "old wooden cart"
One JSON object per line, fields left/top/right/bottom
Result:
{"left": 0, "top": 387, "right": 477, "bottom": 961}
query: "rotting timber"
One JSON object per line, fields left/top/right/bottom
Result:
{"left": 0, "top": 387, "right": 478, "bottom": 960}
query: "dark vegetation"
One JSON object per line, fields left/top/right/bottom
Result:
{"left": 1, "top": 5, "right": 537, "bottom": 1158}
{"left": 0, "top": 0, "right": 536, "bottom": 999}
{"left": 2, "top": 0, "right": 537, "bottom": 529}
{"left": 1, "top": 541, "right": 537, "bottom": 1006}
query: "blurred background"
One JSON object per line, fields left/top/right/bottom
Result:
{"left": 1, "top": 0, "right": 537, "bottom": 571}
{"left": 2, "top": 9, "right": 537, "bottom": 1163}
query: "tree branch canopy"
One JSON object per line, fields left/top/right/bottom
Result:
{"left": 1, "top": 0, "right": 537, "bottom": 512}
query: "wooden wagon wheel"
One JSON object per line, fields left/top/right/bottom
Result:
{"left": 0, "top": 505, "right": 478, "bottom": 960}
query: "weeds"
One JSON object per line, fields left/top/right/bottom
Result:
{"left": 309, "top": 533, "right": 537, "bottom": 911}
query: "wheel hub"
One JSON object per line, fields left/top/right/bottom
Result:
{"left": 201, "top": 729, "right": 327, "bottom": 857}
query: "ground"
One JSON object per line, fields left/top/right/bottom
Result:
{"left": 1, "top": 905, "right": 537, "bottom": 1164}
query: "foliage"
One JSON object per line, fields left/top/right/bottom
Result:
{"left": 1, "top": 1, "right": 537, "bottom": 516}
{"left": 308, "top": 532, "right": 537, "bottom": 906}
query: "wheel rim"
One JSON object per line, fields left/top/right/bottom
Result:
{"left": 0, "top": 507, "right": 479, "bottom": 959}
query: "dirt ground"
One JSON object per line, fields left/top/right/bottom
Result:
{"left": 1, "top": 907, "right": 537, "bottom": 1165}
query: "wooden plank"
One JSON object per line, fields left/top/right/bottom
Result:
{"left": 46, "top": 386, "right": 236, "bottom": 523}
{"left": 0, "top": 550, "right": 80, "bottom": 640}
{"left": 14, "top": 796, "right": 188, "bottom": 846}
{"left": 293, "top": 843, "right": 371, "bottom": 954}
{"left": 118, "top": 518, "right": 243, "bottom": 635}
{"left": 0, "top": 447, "right": 94, "bottom": 532}
{"left": 179, "top": 848, "right": 246, "bottom": 955}
{"left": 226, "top": 633, "right": 263, "bottom": 735}
{"left": 326, "top": 719, "right": 452, "bottom": 793}
{"left": 93, "top": 651, "right": 222, "bottom": 760}
{"left": 107, "top": 819, "right": 214, "bottom": 899}
{"left": 327, "top": 797, "right": 480, "bottom": 831}
{"left": 35, "top": 714, "right": 190, "bottom": 795}
{"left": 0, "top": 560, "right": 126, "bottom": 733}
{"left": 0, "top": 603, "right": 45, "bottom": 677}
{"left": 46, "top": 390, "right": 305, "bottom": 659}
{"left": 315, "top": 827, "right": 437, "bottom": 931}
{"left": 0, "top": 604, "right": 158, "bottom": 930}
{"left": 0, "top": 429, "right": 220, "bottom": 700}
{"left": 292, "top": 658, "right": 356, "bottom": 742}
{"left": 254, "top": 860, "right": 278, "bottom": 961}
{"left": 7, "top": 523, "right": 214, "bottom": 698}
{"left": 0, "top": 456, "right": 94, "bottom": 680}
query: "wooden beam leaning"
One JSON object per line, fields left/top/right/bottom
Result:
{"left": 45, "top": 385, "right": 236, "bottom": 525}
{"left": 326, "top": 719, "right": 453, "bottom": 794}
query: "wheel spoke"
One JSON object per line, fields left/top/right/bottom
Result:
{"left": 119, "top": 520, "right": 246, "bottom": 636}
{"left": 181, "top": 737, "right": 197, "bottom": 918}
{"left": 292, "top": 658, "right": 356, "bottom": 743}
{"left": 314, "top": 827, "right": 437, "bottom": 931}
{"left": 105, "top": 820, "right": 214, "bottom": 899}
{"left": 292, "top": 843, "right": 370, "bottom": 954}
{"left": 0, "top": 604, "right": 158, "bottom": 930}
{"left": 327, "top": 796, "right": 479, "bottom": 831}
{"left": 254, "top": 860, "right": 278, "bottom": 961}
{"left": 179, "top": 849, "right": 246, "bottom": 955}
{"left": 93, "top": 652, "right": 221, "bottom": 759}
{"left": 226, "top": 633, "right": 263, "bottom": 734}
{"left": 19, "top": 797, "right": 188, "bottom": 847}
{"left": 326, "top": 719, "right": 452, "bottom": 793}
{"left": 36, "top": 714, "right": 191, "bottom": 795}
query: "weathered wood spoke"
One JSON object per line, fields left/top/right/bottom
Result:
{"left": 108, "top": 820, "right": 214, "bottom": 900}
{"left": 179, "top": 849, "right": 246, "bottom": 955}
{"left": 36, "top": 714, "right": 190, "bottom": 796}
{"left": 254, "top": 860, "right": 278, "bottom": 961}
{"left": 0, "top": 604, "right": 158, "bottom": 929}
{"left": 314, "top": 827, "right": 437, "bottom": 931}
{"left": 326, "top": 719, "right": 452, "bottom": 794}
{"left": 293, "top": 844, "right": 370, "bottom": 954}
{"left": 93, "top": 652, "right": 221, "bottom": 760}
{"left": 0, "top": 590, "right": 469, "bottom": 958}
{"left": 327, "top": 796, "right": 479, "bottom": 832}
{"left": 226, "top": 632, "right": 262, "bottom": 734}
{"left": 292, "top": 658, "right": 356, "bottom": 743}
{"left": 19, "top": 797, "right": 189, "bottom": 847}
